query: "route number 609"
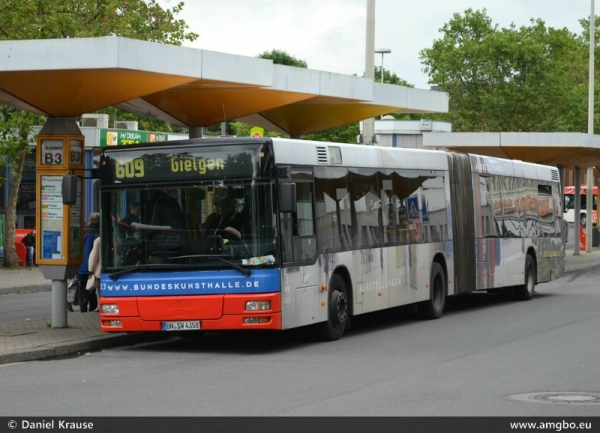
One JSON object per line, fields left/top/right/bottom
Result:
{"left": 115, "top": 159, "right": 144, "bottom": 179}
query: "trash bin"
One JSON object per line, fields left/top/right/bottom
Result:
{"left": 593, "top": 227, "right": 600, "bottom": 247}
{"left": 15, "top": 242, "right": 27, "bottom": 267}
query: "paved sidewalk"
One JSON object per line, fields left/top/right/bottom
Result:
{"left": 0, "top": 266, "right": 170, "bottom": 364}
{"left": 0, "top": 248, "right": 599, "bottom": 365}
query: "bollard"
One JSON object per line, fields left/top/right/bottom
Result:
{"left": 580, "top": 224, "right": 586, "bottom": 251}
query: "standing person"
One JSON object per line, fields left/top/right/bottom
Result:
{"left": 88, "top": 237, "right": 101, "bottom": 306}
{"left": 77, "top": 212, "right": 100, "bottom": 313}
{"left": 21, "top": 231, "right": 36, "bottom": 267}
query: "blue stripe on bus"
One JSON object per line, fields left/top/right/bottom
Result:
{"left": 99, "top": 268, "right": 281, "bottom": 297}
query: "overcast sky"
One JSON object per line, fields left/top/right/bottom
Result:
{"left": 157, "top": 0, "right": 591, "bottom": 89}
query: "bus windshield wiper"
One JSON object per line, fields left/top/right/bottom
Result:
{"left": 108, "top": 263, "right": 187, "bottom": 281}
{"left": 170, "top": 254, "right": 252, "bottom": 277}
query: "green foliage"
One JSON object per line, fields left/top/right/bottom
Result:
{"left": 374, "top": 66, "right": 412, "bottom": 86}
{"left": 419, "top": 8, "right": 588, "bottom": 132}
{"left": 0, "top": 0, "right": 198, "bottom": 266}
{"left": 257, "top": 49, "right": 308, "bottom": 68}
{"left": 0, "top": 0, "right": 198, "bottom": 44}
{"left": 304, "top": 123, "right": 359, "bottom": 144}
{"left": 0, "top": 107, "right": 35, "bottom": 183}
{"left": 0, "top": 0, "right": 197, "bottom": 138}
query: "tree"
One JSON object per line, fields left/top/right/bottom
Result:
{"left": 0, "top": 0, "right": 198, "bottom": 43}
{"left": 304, "top": 123, "right": 360, "bottom": 144}
{"left": 419, "top": 9, "right": 587, "bottom": 132}
{"left": 0, "top": 108, "right": 37, "bottom": 267}
{"left": 0, "top": 0, "right": 198, "bottom": 267}
{"left": 257, "top": 49, "right": 308, "bottom": 68}
{"left": 374, "top": 66, "right": 412, "bottom": 86}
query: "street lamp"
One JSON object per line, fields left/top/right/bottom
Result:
{"left": 375, "top": 48, "right": 391, "bottom": 83}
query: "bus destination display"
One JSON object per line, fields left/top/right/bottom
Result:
{"left": 100, "top": 148, "right": 256, "bottom": 184}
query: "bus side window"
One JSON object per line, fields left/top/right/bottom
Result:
{"left": 282, "top": 182, "right": 317, "bottom": 264}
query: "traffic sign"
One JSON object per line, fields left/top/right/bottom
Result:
{"left": 250, "top": 126, "right": 264, "bottom": 137}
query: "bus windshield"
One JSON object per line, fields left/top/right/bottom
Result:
{"left": 102, "top": 181, "right": 277, "bottom": 272}
{"left": 564, "top": 192, "right": 597, "bottom": 212}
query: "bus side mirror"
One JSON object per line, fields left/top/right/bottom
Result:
{"left": 279, "top": 183, "right": 296, "bottom": 213}
{"left": 62, "top": 175, "right": 78, "bottom": 205}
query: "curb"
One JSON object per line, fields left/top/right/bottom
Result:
{"left": 564, "top": 262, "right": 599, "bottom": 273}
{"left": 0, "top": 284, "right": 51, "bottom": 296}
{"left": 0, "top": 332, "right": 174, "bottom": 365}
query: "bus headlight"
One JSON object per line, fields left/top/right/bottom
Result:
{"left": 101, "top": 304, "right": 119, "bottom": 314}
{"left": 245, "top": 301, "right": 271, "bottom": 311}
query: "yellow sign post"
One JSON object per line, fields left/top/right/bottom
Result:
{"left": 35, "top": 118, "right": 85, "bottom": 327}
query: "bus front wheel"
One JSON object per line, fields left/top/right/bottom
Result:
{"left": 418, "top": 262, "right": 446, "bottom": 320}
{"left": 317, "top": 274, "right": 348, "bottom": 341}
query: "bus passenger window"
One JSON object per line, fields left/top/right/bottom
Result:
{"left": 281, "top": 182, "right": 317, "bottom": 264}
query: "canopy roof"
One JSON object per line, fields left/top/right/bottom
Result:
{"left": 423, "top": 132, "right": 600, "bottom": 171}
{"left": 0, "top": 37, "right": 448, "bottom": 136}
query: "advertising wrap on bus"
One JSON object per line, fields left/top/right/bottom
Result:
{"left": 563, "top": 186, "right": 597, "bottom": 226}
{"left": 101, "top": 269, "right": 280, "bottom": 297}
{"left": 96, "top": 137, "right": 565, "bottom": 342}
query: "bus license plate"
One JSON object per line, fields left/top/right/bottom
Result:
{"left": 162, "top": 321, "right": 201, "bottom": 331}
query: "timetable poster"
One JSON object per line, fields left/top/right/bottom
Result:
{"left": 40, "top": 176, "right": 64, "bottom": 261}
{"left": 42, "top": 230, "right": 61, "bottom": 260}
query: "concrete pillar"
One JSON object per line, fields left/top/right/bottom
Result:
{"left": 362, "top": 0, "right": 375, "bottom": 145}
{"left": 574, "top": 168, "right": 581, "bottom": 255}
{"left": 586, "top": 167, "right": 593, "bottom": 252}
{"left": 51, "top": 280, "right": 68, "bottom": 328}
{"left": 189, "top": 127, "right": 203, "bottom": 139}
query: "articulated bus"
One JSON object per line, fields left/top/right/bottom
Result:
{"left": 563, "top": 186, "right": 597, "bottom": 227}
{"left": 96, "top": 138, "right": 565, "bottom": 340}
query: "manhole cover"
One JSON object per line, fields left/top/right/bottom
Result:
{"left": 508, "top": 392, "right": 600, "bottom": 405}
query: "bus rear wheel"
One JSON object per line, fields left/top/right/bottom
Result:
{"left": 317, "top": 274, "right": 348, "bottom": 341}
{"left": 418, "top": 262, "right": 446, "bottom": 320}
{"left": 515, "top": 255, "right": 535, "bottom": 301}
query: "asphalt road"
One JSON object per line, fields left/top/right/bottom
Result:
{"left": 1, "top": 264, "right": 599, "bottom": 418}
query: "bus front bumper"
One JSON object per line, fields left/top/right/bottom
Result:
{"left": 98, "top": 293, "right": 282, "bottom": 332}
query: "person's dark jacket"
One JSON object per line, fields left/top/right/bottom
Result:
{"left": 21, "top": 232, "right": 35, "bottom": 248}
{"left": 78, "top": 223, "right": 100, "bottom": 275}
